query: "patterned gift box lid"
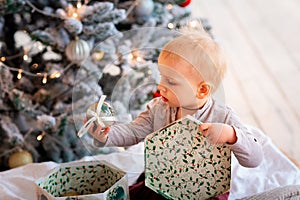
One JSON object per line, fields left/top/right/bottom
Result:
{"left": 35, "top": 160, "right": 129, "bottom": 200}
{"left": 145, "top": 115, "right": 231, "bottom": 199}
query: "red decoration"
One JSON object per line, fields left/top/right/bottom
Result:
{"left": 152, "top": 90, "right": 161, "bottom": 98}
{"left": 178, "top": 0, "right": 191, "bottom": 7}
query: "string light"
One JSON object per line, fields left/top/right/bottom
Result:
{"left": 167, "top": 23, "right": 175, "bottom": 29}
{"left": 72, "top": 12, "right": 79, "bottom": 19}
{"left": 50, "top": 71, "right": 61, "bottom": 79}
{"left": 0, "top": 61, "right": 74, "bottom": 85}
{"left": 23, "top": 46, "right": 29, "bottom": 61}
{"left": 77, "top": 0, "right": 82, "bottom": 9}
{"left": 127, "top": 51, "right": 145, "bottom": 65}
{"left": 0, "top": 52, "right": 23, "bottom": 61}
{"left": 65, "top": 1, "right": 86, "bottom": 20}
{"left": 0, "top": 31, "right": 74, "bottom": 85}
{"left": 37, "top": 131, "right": 46, "bottom": 141}
{"left": 166, "top": 4, "right": 173, "bottom": 10}
{"left": 187, "top": 19, "right": 203, "bottom": 29}
{"left": 1, "top": 39, "right": 42, "bottom": 64}
{"left": 17, "top": 69, "right": 23, "bottom": 79}
{"left": 42, "top": 73, "right": 47, "bottom": 84}
{"left": 34, "top": 41, "right": 44, "bottom": 51}
{"left": 92, "top": 52, "right": 105, "bottom": 61}
{"left": 136, "top": 56, "right": 143, "bottom": 62}
{"left": 23, "top": 54, "right": 29, "bottom": 61}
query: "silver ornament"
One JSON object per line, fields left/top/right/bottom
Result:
{"left": 65, "top": 38, "right": 90, "bottom": 63}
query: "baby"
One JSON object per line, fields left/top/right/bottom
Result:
{"left": 87, "top": 30, "right": 263, "bottom": 199}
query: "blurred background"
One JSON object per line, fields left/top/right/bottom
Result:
{"left": 0, "top": 0, "right": 207, "bottom": 170}
{"left": 191, "top": 0, "right": 300, "bottom": 161}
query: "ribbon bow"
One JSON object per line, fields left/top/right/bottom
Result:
{"left": 77, "top": 95, "right": 116, "bottom": 138}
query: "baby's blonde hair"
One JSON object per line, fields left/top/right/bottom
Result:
{"left": 158, "top": 30, "right": 227, "bottom": 92}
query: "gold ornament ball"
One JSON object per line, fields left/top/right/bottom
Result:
{"left": 8, "top": 150, "right": 33, "bottom": 169}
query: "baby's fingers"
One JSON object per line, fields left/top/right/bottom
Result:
{"left": 199, "top": 123, "right": 211, "bottom": 136}
{"left": 93, "top": 126, "right": 109, "bottom": 143}
{"left": 88, "top": 122, "right": 100, "bottom": 134}
{"left": 103, "top": 127, "right": 110, "bottom": 134}
{"left": 83, "top": 117, "right": 87, "bottom": 123}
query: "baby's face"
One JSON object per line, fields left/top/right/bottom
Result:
{"left": 157, "top": 54, "right": 203, "bottom": 109}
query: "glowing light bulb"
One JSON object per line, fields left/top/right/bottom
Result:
{"left": 23, "top": 54, "right": 29, "bottom": 61}
{"left": 136, "top": 56, "right": 143, "bottom": 62}
{"left": 50, "top": 71, "right": 61, "bottom": 79}
{"left": 77, "top": 1, "right": 82, "bottom": 9}
{"left": 37, "top": 131, "right": 46, "bottom": 141}
{"left": 35, "top": 42, "right": 44, "bottom": 51}
{"left": 42, "top": 73, "right": 47, "bottom": 84}
{"left": 92, "top": 52, "right": 104, "bottom": 61}
{"left": 189, "top": 20, "right": 199, "bottom": 28}
{"left": 168, "top": 23, "right": 175, "bottom": 29}
{"left": 166, "top": 4, "right": 173, "bottom": 10}
{"left": 17, "top": 69, "right": 22, "bottom": 79}
{"left": 72, "top": 12, "right": 78, "bottom": 19}
{"left": 0, "top": 56, "right": 6, "bottom": 62}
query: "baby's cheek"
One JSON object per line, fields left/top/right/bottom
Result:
{"left": 177, "top": 87, "right": 196, "bottom": 100}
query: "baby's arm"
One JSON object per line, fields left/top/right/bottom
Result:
{"left": 87, "top": 98, "right": 162, "bottom": 147}
{"left": 199, "top": 113, "right": 263, "bottom": 168}
{"left": 227, "top": 112, "right": 263, "bottom": 167}
{"left": 228, "top": 124, "right": 263, "bottom": 168}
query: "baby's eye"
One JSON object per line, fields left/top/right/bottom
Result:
{"left": 163, "top": 76, "right": 178, "bottom": 85}
{"left": 160, "top": 75, "right": 178, "bottom": 86}
{"left": 166, "top": 78, "right": 177, "bottom": 85}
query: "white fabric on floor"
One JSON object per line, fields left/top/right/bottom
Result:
{"left": 229, "top": 126, "right": 300, "bottom": 199}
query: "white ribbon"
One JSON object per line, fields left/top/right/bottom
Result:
{"left": 77, "top": 95, "right": 116, "bottom": 138}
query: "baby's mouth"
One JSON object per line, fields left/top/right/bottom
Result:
{"left": 161, "top": 96, "right": 168, "bottom": 102}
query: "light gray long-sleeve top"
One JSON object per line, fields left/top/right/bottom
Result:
{"left": 99, "top": 97, "right": 263, "bottom": 168}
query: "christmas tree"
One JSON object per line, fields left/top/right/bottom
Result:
{"left": 0, "top": 0, "right": 211, "bottom": 171}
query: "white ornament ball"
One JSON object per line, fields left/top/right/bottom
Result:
{"left": 86, "top": 101, "right": 116, "bottom": 128}
{"left": 135, "top": 0, "right": 154, "bottom": 18}
{"left": 65, "top": 38, "right": 90, "bottom": 64}
{"left": 8, "top": 150, "right": 33, "bottom": 169}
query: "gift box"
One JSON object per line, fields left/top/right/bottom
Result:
{"left": 145, "top": 115, "right": 231, "bottom": 199}
{"left": 35, "top": 160, "right": 129, "bottom": 200}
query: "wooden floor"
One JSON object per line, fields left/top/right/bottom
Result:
{"left": 191, "top": 0, "right": 300, "bottom": 161}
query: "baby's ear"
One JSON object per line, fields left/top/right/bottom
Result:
{"left": 196, "top": 82, "right": 211, "bottom": 99}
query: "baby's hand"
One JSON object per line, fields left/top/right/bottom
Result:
{"left": 199, "top": 123, "right": 237, "bottom": 144}
{"left": 83, "top": 118, "right": 110, "bottom": 143}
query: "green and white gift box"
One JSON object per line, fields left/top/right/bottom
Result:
{"left": 35, "top": 160, "right": 129, "bottom": 200}
{"left": 145, "top": 115, "right": 231, "bottom": 199}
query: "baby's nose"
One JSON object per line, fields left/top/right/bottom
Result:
{"left": 157, "top": 84, "right": 167, "bottom": 93}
